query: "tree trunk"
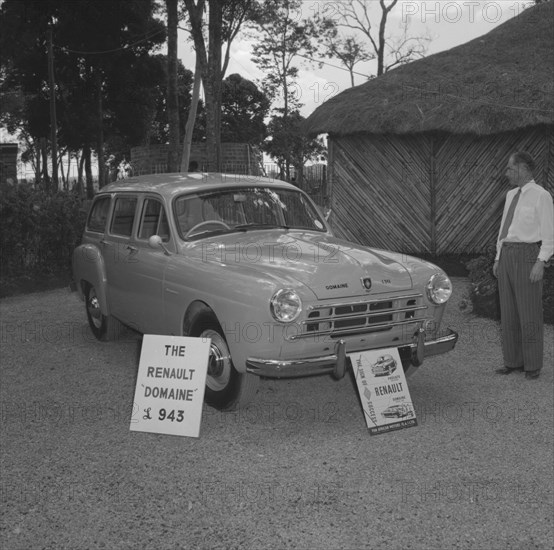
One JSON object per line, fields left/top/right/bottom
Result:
{"left": 184, "top": 0, "right": 222, "bottom": 172}
{"left": 205, "top": 0, "right": 222, "bottom": 172}
{"left": 181, "top": 56, "right": 202, "bottom": 173}
{"left": 296, "top": 162, "right": 304, "bottom": 190}
{"left": 96, "top": 69, "right": 105, "bottom": 188}
{"left": 84, "top": 144, "right": 94, "bottom": 199}
{"left": 377, "top": 0, "right": 398, "bottom": 76}
{"left": 40, "top": 138, "right": 50, "bottom": 188}
{"left": 281, "top": 39, "right": 291, "bottom": 182}
{"left": 59, "top": 149, "right": 67, "bottom": 190}
{"left": 78, "top": 151, "right": 85, "bottom": 197}
{"left": 65, "top": 151, "right": 71, "bottom": 190}
{"left": 167, "top": 0, "right": 180, "bottom": 172}
{"left": 203, "top": 78, "right": 221, "bottom": 172}
{"left": 47, "top": 27, "right": 59, "bottom": 190}
{"left": 35, "top": 140, "right": 41, "bottom": 185}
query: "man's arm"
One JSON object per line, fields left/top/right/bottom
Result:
{"left": 493, "top": 192, "right": 511, "bottom": 278}
{"left": 530, "top": 190, "right": 553, "bottom": 283}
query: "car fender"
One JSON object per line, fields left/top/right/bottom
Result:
{"left": 164, "top": 255, "right": 300, "bottom": 373}
{"left": 182, "top": 300, "right": 214, "bottom": 336}
{"left": 72, "top": 244, "right": 110, "bottom": 316}
{"left": 181, "top": 296, "right": 269, "bottom": 374}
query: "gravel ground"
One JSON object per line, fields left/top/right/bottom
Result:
{"left": 1, "top": 277, "right": 553, "bottom": 550}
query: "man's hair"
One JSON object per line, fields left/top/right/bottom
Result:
{"left": 511, "top": 151, "right": 536, "bottom": 173}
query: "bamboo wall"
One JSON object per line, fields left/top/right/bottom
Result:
{"left": 328, "top": 126, "right": 554, "bottom": 255}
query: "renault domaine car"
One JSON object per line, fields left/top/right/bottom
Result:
{"left": 73, "top": 173, "right": 458, "bottom": 410}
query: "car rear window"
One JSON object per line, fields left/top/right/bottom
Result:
{"left": 110, "top": 197, "right": 137, "bottom": 237}
{"left": 87, "top": 196, "right": 111, "bottom": 233}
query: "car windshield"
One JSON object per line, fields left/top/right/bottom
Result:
{"left": 174, "top": 187, "right": 327, "bottom": 239}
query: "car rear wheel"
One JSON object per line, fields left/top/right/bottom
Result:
{"left": 194, "top": 315, "right": 259, "bottom": 410}
{"left": 85, "top": 284, "right": 122, "bottom": 341}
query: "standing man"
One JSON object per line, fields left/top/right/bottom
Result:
{"left": 493, "top": 151, "right": 554, "bottom": 379}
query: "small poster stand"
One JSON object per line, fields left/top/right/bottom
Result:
{"left": 349, "top": 348, "right": 417, "bottom": 435}
{"left": 130, "top": 335, "right": 210, "bottom": 438}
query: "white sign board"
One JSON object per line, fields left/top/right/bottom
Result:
{"left": 349, "top": 348, "right": 417, "bottom": 435}
{"left": 130, "top": 334, "right": 210, "bottom": 438}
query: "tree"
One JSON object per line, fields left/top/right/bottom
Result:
{"left": 183, "top": 0, "right": 253, "bottom": 172}
{"left": 331, "top": 0, "right": 431, "bottom": 76}
{"left": 264, "top": 111, "right": 326, "bottom": 188}
{"left": 180, "top": 53, "right": 203, "bottom": 173}
{"left": 249, "top": 0, "right": 319, "bottom": 180}
{"left": 221, "top": 73, "right": 269, "bottom": 145}
{"left": 250, "top": 0, "right": 315, "bottom": 114}
{"left": 56, "top": 0, "right": 165, "bottom": 190}
{"left": 323, "top": 35, "right": 374, "bottom": 87}
{"left": 385, "top": 17, "right": 433, "bottom": 73}
{"left": 166, "top": 0, "right": 181, "bottom": 171}
{"left": 0, "top": 0, "right": 165, "bottom": 194}
{"left": 147, "top": 57, "right": 202, "bottom": 146}
{"left": 0, "top": 0, "right": 61, "bottom": 189}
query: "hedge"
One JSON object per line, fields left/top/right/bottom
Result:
{"left": 466, "top": 249, "right": 554, "bottom": 325}
{"left": 0, "top": 184, "right": 87, "bottom": 280}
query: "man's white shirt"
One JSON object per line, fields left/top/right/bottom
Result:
{"left": 495, "top": 179, "right": 554, "bottom": 262}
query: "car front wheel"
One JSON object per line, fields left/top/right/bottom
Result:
{"left": 195, "top": 315, "right": 259, "bottom": 410}
{"left": 85, "top": 284, "right": 122, "bottom": 341}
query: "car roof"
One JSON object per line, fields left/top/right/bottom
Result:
{"left": 98, "top": 173, "right": 299, "bottom": 198}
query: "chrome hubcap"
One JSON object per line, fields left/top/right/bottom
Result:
{"left": 87, "top": 290, "right": 102, "bottom": 329}
{"left": 202, "top": 329, "right": 231, "bottom": 391}
{"left": 208, "top": 345, "right": 225, "bottom": 377}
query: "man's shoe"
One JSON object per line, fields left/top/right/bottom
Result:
{"left": 525, "top": 370, "right": 540, "bottom": 380}
{"left": 495, "top": 366, "right": 524, "bottom": 375}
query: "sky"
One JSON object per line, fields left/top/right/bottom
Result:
{"left": 177, "top": 0, "right": 534, "bottom": 117}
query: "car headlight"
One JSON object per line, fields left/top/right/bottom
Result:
{"left": 270, "top": 289, "right": 302, "bottom": 323}
{"left": 426, "top": 273, "right": 452, "bottom": 304}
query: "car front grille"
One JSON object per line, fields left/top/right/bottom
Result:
{"left": 290, "top": 293, "right": 427, "bottom": 340}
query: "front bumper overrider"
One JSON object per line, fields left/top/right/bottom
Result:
{"left": 245, "top": 328, "right": 458, "bottom": 379}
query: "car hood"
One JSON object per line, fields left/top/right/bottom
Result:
{"left": 190, "top": 230, "right": 414, "bottom": 299}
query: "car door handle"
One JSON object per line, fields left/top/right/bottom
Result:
{"left": 126, "top": 245, "right": 138, "bottom": 253}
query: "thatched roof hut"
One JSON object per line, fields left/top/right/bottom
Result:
{"left": 305, "top": 1, "right": 554, "bottom": 255}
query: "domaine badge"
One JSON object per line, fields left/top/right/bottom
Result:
{"left": 361, "top": 277, "right": 372, "bottom": 290}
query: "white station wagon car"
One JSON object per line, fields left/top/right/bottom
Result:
{"left": 73, "top": 173, "right": 458, "bottom": 410}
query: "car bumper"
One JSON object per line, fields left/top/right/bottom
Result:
{"left": 245, "top": 328, "right": 458, "bottom": 379}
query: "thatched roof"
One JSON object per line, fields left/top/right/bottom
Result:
{"left": 304, "top": 1, "right": 554, "bottom": 137}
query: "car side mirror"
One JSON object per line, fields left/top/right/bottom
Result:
{"left": 148, "top": 235, "right": 171, "bottom": 256}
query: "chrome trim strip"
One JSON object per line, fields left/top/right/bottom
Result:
{"left": 245, "top": 340, "right": 347, "bottom": 379}
{"left": 289, "top": 318, "right": 422, "bottom": 340}
{"left": 306, "top": 293, "right": 423, "bottom": 311}
{"left": 413, "top": 329, "right": 458, "bottom": 354}
{"left": 303, "top": 305, "right": 427, "bottom": 324}
{"left": 245, "top": 329, "right": 458, "bottom": 378}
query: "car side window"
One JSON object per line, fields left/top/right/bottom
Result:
{"left": 87, "top": 196, "right": 111, "bottom": 233}
{"left": 138, "top": 199, "right": 170, "bottom": 242}
{"left": 110, "top": 196, "right": 137, "bottom": 237}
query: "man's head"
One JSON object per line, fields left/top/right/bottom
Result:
{"left": 506, "top": 151, "right": 535, "bottom": 187}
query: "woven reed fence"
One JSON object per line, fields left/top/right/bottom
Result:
{"left": 328, "top": 126, "right": 553, "bottom": 255}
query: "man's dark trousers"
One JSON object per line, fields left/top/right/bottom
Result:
{"left": 497, "top": 242, "right": 543, "bottom": 371}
